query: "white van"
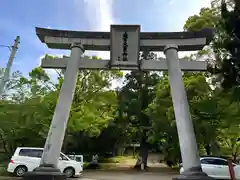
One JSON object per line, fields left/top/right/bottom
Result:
{"left": 7, "top": 147, "right": 83, "bottom": 178}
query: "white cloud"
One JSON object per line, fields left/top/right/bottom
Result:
{"left": 71, "top": 0, "right": 212, "bottom": 89}
{"left": 83, "top": 0, "right": 114, "bottom": 31}
{"left": 80, "top": 0, "right": 124, "bottom": 89}
{"left": 79, "top": 0, "right": 212, "bottom": 60}
{"left": 82, "top": 0, "right": 117, "bottom": 60}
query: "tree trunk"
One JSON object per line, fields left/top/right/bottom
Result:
{"left": 211, "top": 141, "right": 220, "bottom": 155}
{"left": 114, "top": 141, "right": 123, "bottom": 156}
{"left": 233, "top": 152, "right": 237, "bottom": 162}
{"left": 205, "top": 144, "right": 211, "bottom": 155}
{"left": 134, "top": 135, "right": 148, "bottom": 169}
{"left": 0, "top": 134, "right": 8, "bottom": 153}
{"left": 232, "top": 143, "right": 240, "bottom": 162}
{"left": 3, "top": 141, "right": 8, "bottom": 153}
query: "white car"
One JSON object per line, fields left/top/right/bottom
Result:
{"left": 67, "top": 155, "right": 83, "bottom": 165}
{"left": 7, "top": 147, "right": 83, "bottom": 178}
{"left": 180, "top": 157, "right": 240, "bottom": 179}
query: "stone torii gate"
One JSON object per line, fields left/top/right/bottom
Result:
{"left": 24, "top": 25, "right": 213, "bottom": 180}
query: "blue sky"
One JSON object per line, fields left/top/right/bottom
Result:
{"left": 0, "top": 0, "right": 211, "bottom": 78}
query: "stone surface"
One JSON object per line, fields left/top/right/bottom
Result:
{"left": 164, "top": 46, "right": 202, "bottom": 171}
{"left": 23, "top": 166, "right": 66, "bottom": 180}
{"left": 173, "top": 174, "right": 215, "bottom": 180}
{"left": 82, "top": 169, "right": 178, "bottom": 180}
{"left": 173, "top": 167, "right": 215, "bottom": 180}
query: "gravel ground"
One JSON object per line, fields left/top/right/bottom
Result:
{"left": 82, "top": 171, "right": 178, "bottom": 180}
{"left": 0, "top": 171, "right": 178, "bottom": 180}
{"left": 0, "top": 164, "right": 179, "bottom": 180}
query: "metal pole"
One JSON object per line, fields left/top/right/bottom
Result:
{"left": 164, "top": 45, "right": 201, "bottom": 173}
{"left": 0, "top": 36, "right": 20, "bottom": 95}
{"left": 40, "top": 43, "right": 84, "bottom": 167}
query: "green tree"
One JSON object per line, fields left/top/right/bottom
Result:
{"left": 0, "top": 54, "right": 123, "bottom": 157}
{"left": 0, "top": 67, "right": 55, "bottom": 155}
{"left": 148, "top": 72, "right": 223, "bottom": 166}
{"left": 118, "top": 52, "right": 161, "bottom": 168}
{"left": 215, "top": 1, "right": 240, "bottom": 88}
{"left": 47, "top": 55, "right": 124, "bottom": 153}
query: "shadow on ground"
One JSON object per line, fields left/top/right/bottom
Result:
{"left": 82, "top": 165, "right": 178, "bottom": 180}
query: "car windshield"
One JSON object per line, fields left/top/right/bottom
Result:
{"left": 75, "top": 157, "right": 82, "bottom": 162}
{"left": 180, "top": 157, "right": 238, "bottom": 166}
{"left": 200, "top": 157, "right": 238, "bottom": 166}
{"left": 60, "top": 153, "right": 70, "bottom": 161}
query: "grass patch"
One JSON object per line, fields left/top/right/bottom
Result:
{"left": 0, "top": 153, "right": 10, "bottom": 176}
{"left": 0, "top": 153, "right": 9, "bottom": 162}
{"left": 84, "top": 156, "right": 136, "bottom": 170}
{"left": 0, "top": 166, "right": 8, "bottom": 176}
{"left": 170, "top": 165, "right": 180, "bottom": 172}
{"left": 99, "top": 163, "right": 118, "bottom": 169}
{"left": 99, "top": 156, "right": 136, "bottom": 170}
{"left": 83, "top": 162, "right": 89, "bottom": 169}
{"left": 101, "top": 156, "right": 136, "bottom": 163}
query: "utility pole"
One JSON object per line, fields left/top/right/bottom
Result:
{"left": 0, "top": 36, "right": 20, "bottom": 96}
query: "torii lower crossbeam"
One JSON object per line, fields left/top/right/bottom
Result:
{"left": 41, "top": 56, "right": 207, "bottom": 71}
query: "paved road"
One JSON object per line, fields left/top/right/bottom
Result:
{"left": 0, "top": 165, "right": 179, "bottom": 180}
{"left": 81, "top": 170, "right": 178, "bottom": 180}
{"left": 0, "top": 172, "right": 177, "bottom": 180}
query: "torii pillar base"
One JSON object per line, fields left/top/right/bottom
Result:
{"left": 23, "top": 166, "right": 66, "bottom": 180}
{"left": 173, "top": 167, "right": 215, "bottom": 180}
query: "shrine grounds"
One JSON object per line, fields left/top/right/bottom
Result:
{"left": 0, "top": 169, "right": 178, "bottom": 180}
{"left": 0, "top": 160, "right": 179, "bottom": 180}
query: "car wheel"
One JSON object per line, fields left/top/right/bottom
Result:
{"left": 15, "top": 166, "right": 27, "bottom": 177}
{"left": 64, "top": 167, "right": 75, "bottom": 178}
